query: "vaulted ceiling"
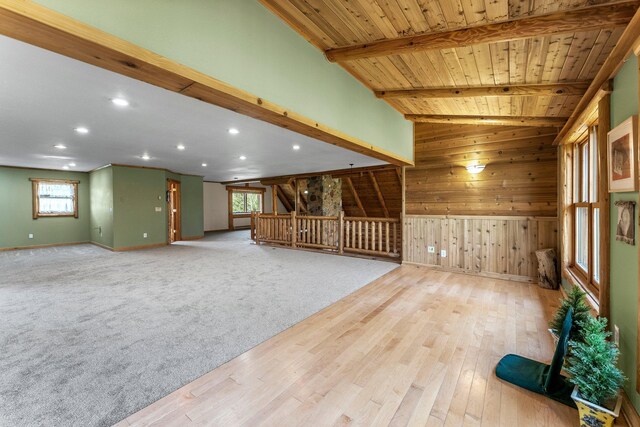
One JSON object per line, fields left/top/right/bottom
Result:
{"left": 260, "top": 0, "right": 635, "bottom": 128}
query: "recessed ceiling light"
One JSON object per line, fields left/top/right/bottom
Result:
{"left": 177, "top": 144, "right": 186, "bottom": 150}
{"left": 68, "top": 162, "right": 76, "bottom": 167}
{"left": 304, "top": 190, "right": 308, "bottom": 194}
{"left": 228, "top": 128, "right": 239, "bottom": 135}
{"left": 239, "top": 155, "right": 247, "bottom": 160}
{"left": 62, "top": 165, "right": 69, "bottom": 170}
{"left": 293, "top": 145, "right": 300, "bottom": 150}
{"left": 202, "top": 163, "right": 207, "bottom": 167}
{"left": 141, "top": 154, "right": 150, "bottom": 160}
{"left": 111, "top": 97, "right": 130, "bottom": 107}
{"left": 74, "top": 126, "right": 89, "bottom": 135}
{"left": 54, "top": 144, "right": 67, "bottom": 150}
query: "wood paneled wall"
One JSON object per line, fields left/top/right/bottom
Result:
{"left": 407, "top": 123, "right": 559, "bottom": 216}
{"left": 403, "top": 215, "right": 558, "bottom": 282}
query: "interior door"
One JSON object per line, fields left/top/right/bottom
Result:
{"left": 167, "top": 180, "right": 181, "bottom": 243}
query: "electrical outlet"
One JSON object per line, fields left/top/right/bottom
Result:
{"left": 440, "top": 249, "right": 447, "bottom": 258}
{"left": 28, "top": 233, "right": 33, "bottom": 239}
{"left": 427, "top": 246, "right": 435, "bottom": 253}
{"left": 143, "top": 233, "right": 148, "bottom": 238}
{"left": 614, "top": 325, "right": 620, "bottom": 346}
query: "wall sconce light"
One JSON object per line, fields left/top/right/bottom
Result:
{"left": 466, "top": 164, "right": 486, "bottom": 174}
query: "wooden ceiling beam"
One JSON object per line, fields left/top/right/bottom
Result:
{"left": 325, "top": 2, "right": 637, "bottom": 62}
{"left": 275, "top": 185, "right": 294, "bottom": 212}
{"left": 239, "top": 164, "right": 396, "bottom": 186}
{"left": 406, "top": 115, "right": 568, "bottom": 127}
{"left": 368, "top": 172, "right": 389, "bottom": 218}
{"left": 555, "top": 4, "right": 640, "bottom": 144}
{"left": 375, "top": 82, "right": 590, "bottom": 99}
{"left": 345, "top": 177, "right": 366, "bottom": 217}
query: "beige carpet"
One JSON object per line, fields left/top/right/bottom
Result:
{"left": 0, "top": 230, "right": 397, "bottom": 426}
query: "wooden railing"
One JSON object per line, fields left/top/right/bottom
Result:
{"left": 251, "top": 211, "right": 401, "bottom": 259}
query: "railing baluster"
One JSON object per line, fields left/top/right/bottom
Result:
{"left": 386, "top": 222, "right": 390, "bottom": 253}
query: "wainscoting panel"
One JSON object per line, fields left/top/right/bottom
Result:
{"left": 403, "top": 215, "right": 558, "bottom": 282}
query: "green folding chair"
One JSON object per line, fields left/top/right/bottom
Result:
{"left": 495, "top": 307, "right": 576, "bottom": 408}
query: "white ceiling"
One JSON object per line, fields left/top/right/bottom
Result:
{"left": 0, "top": 35, "right": 385, "bottom": 181}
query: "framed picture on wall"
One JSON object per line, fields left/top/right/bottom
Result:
{"left": 614, "top": 200, "right": 635, "bottom": 245}
{"left": 607, "top": 115, "right": 638, "bottom": 192}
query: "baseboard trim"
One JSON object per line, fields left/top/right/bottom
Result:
{"left": 0, "top": 241, "right": 89, "bottom": 251}
{"left": 622, "top": 390, "right": 640, "bottom": 427}
{"left": 181, "top": 235, "right": 204, "bottom": 241}
{"left": 400, "top": 261, "right": 535, "bottom": 284}
{"left": 90, "top": 241, "right": 114, "bottom": 251}
{"left": 113, "top": 242, "right": 168, "bottom": 252}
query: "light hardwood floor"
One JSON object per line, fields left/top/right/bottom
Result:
{"left": 117, "top": 265, "right": 597, "bottom": 426}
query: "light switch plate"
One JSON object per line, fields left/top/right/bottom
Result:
{"left": 614, "top": 325, "right": 620, "bottom": 346}
{"left": 28, "top": 233, "right": 34, "bottom": 239}
{"left": 143, "top": 233, "right": 148, "bottom": 238}
{"left": 427, "top": 246, "right": 435, "bottom": 253}
{"left": 440, "top": 249, "right": 447, "bottom": 258}
{"left": 155, "top": 207, "right": 162, "bottom": 212}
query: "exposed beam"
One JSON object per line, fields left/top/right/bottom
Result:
{"left": 555, "top": 3, "right": 640, "bottom": 144}
{"left": 395, "top": 168, "right": 402, "bottom": 186}
{"left": 406, "top": 114, "right": 568, "bottom": 127}
{"left": 237, "top": 164, "right": 396, "bottom": 186}
{"left": 368, "top": 172, "right": 389, "bottom": 218}
{"left": 375, "top": 82, "right": 590, "bottom": 99}
{"left": 325, "top": 2, "right": 636, "bottom": 62}
{"left": 345, "top": 177, "right": 366, "bottom": 217}
{"left": 297, "top": 187, "right": 308, "bottom": 212}
{"left": 0, "top": 1, "right": 412, "bottom": 166}
{"left": 275, "top": 185, "right": 293, "bottom": 212}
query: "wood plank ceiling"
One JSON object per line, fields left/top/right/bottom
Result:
{"left": 260, "top": 0, "right": 635, "bottom": 127}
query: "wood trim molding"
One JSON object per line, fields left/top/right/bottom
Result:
{"left": 181, "top": 235, "right": 204, "bottom": 241}
{"left": 406, "top": 114, "right": 568, "bottom": 127}
{"left": 225, "top": 186, "right": 267, "bottom": 193}
{"left": 324, "top": 2, "right": 636, "bottom": 62}
{"left": 112, "top": 242, "right": 168, "bottom": 252}
{"left": 376, "top": 82, "right": 590, "bottom": 99}
{"left": 0, "top": 241, "right": 90, "bottom": 251}
{"left": 0, "top": 1, "right": 412, "bottom": 166}
{"left": 401, "top": 262, "right": 535, "bottom": 284}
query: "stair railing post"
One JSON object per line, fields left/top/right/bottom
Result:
{"left": 291, "top": 211, "right": 297, "bottom": 248}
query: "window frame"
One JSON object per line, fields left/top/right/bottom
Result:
{"left": 30, "top": 178, "right": 79, "bottom": 219}
{"left": 232, "top": 191, "right": 262, "bottom": 214}
{"left": 569, "top": 127, "right": 600, "bottom": 299}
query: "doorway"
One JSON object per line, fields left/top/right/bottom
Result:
{"left": 167, "top": 179, "right": 181, "bottom": 243}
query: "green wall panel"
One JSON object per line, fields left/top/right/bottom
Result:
{"left": 34, "top": 0, "right": 413, "bottom": 161}
{"left": 0, "top": 167, "right": 90, "bottom": 248}
{"left": 89, "top": 166, "right": 114, "bottom": 248}
{"left": 112, "top": 166, "right": 167, "bottom": 249}
{"left": 179, "top": 175, "right": 204, "bottom": 239}
{"left": 610, "top": 54, "right": 640, "bottom": 411}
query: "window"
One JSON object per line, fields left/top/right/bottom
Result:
{"left": 231, "top": 191, "right": 262, "bottom": 214}
{"left": 570, "top": 127, "right": 600, "bottom": 297}
{"left": 31, "top": 179, "right": 79, "bottom": 219}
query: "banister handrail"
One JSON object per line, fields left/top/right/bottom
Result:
{"left": 252, "top": 211, "right": 401, "bottom": 260}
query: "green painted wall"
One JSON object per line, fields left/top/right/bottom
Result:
{"left": 112, "top": 166, "right": 167, "bottom": 249}
{"left": 179, "top": 175, "right": 204, "bottom": 239}
{"left": 89, "top": 166, "right": 113, "bottom": 248}
{"left": 0, "top": 167, "right": 90, "bottom": 248}
{"left": 609, "top": 54, "right": 640, "bottom": 411}
{"left": 34, "top": 0, "right": 413, "bottom": 161}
